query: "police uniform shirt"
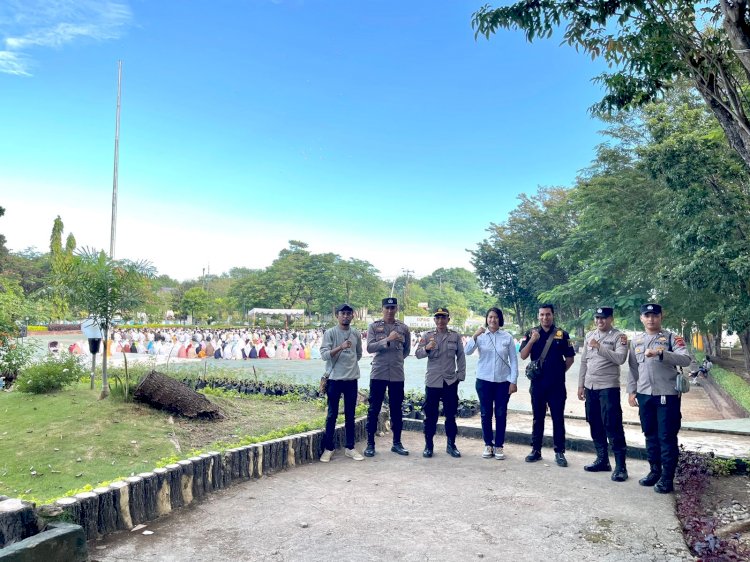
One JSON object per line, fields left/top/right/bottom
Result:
{"left": 520, "top": 324, "right": 575, "bottom": 378}
{"left": 626, "top": 330, "right": 691, "bottom": 396}
{"left": 578, "top": 328, "right": 628, "bottom": 390}
{"left": 367, "top": 319, "right": 411, "bottom": 381}
{"left": 415, "top": 329, "right": 466, "bottom": 388}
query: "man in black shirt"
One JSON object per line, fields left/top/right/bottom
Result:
{"left": 520, "top": 304, "right": 575, "bottom": 467}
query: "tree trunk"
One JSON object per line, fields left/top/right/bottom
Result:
{"left": 134, "top": 371, "right": 223, "bottom": 419}
{"left": 739, "top": 328, "right": 750, "bottom": 374}
{"left": 100, "top": 326, "right": 110, "bottom": 399}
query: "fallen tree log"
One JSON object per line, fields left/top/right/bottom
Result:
{"left": 134, "top": 371, "right": 223, "bottom": 419}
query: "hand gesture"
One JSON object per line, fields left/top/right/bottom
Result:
{"left": 644, "top": 347, "right": 660, "bottom": 358}
{"left": 473, "top": 326, "right": 485, "bottom": 339}
{"left": 387, "top": 331, "right": 404, "bottom": 343}
{"left": 529, "top": 329, "right": 540, "bottom": 344}
{"left": 425, "top": 337, "right": 437, "bottom": 351}
{"left": 341, "top": 339, "right": 352, "bottom": 350}
{"left": 589, "top": 338, "right": 600, "bottom": 350}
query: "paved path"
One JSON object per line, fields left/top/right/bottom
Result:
{"left": 91, "top": 432, "right": 692, "bottom": 562}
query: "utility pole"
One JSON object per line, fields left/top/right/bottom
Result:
{"left": 109, "top": 60, "right": 122, "bottom": 259}
{"left": 402, "top": 268, "right": 414, "bottom": 316}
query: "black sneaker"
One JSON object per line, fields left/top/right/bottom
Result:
{"left": 555, "top": 452, "right": 568, "bottom": 467}
{"left": 422, "top": 447, "right": 433, "bottom": 458}
{"left": 525, "top": 449, "right": 542, "bottom": 462}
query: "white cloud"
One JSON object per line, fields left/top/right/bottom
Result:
{"left": 0, "top": 49, "right": 30, "bottom": 75}
{"left": 0, "top": 0, "right": 132, "bottom": 75}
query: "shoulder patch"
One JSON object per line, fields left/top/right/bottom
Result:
{"left": 554, "top": 330, "right": 563, "bottom": 340}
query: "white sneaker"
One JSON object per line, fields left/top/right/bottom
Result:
{"left": 494, "top": 447, "right": 505, "bottom": 460}
{"left": 345, "top": 448, "right": 364, "bottom": 461}
{"left": 320, "top": 449, "right": 334, "bottom": 463}
{"left": 482, "top": 445, "right": 494, "bottom": 459}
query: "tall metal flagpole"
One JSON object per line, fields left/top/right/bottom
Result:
{"left": 110, "top": 60, "right": 123, "bottom": 259}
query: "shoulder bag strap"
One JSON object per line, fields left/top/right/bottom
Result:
{"left": 538, "top": 332, "right": 555, "bottom": 366}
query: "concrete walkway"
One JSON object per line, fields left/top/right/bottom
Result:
{"left": 91, "top": 432, "right": 692, "bottom": 562}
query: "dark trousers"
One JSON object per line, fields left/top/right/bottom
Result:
{"left": 530, "top": 380, "right": 566, "bottom": 453}
{"left": 637, "top": 393, "right": 681, "bottom": 479}
{"left": 366, "top": 379, "right": 405, "bottom": 444}
{"left": 323, "top": 379, "right": 358, "bottom": 451}
{"left": 423, "top": 381, "right": 459, "bottom": 445}
{"left": 476, "top": 379, "right": 511, "bottom": 447}
{"left": 585, "top": 387, "right": 626, "bottom": 455}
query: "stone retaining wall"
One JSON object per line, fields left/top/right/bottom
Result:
{"left": 0, "top": 417, "right": 368, "bottom": 550}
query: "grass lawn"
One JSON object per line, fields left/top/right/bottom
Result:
{"left": 0, "top": 382, "right": 327, "bottom": 505}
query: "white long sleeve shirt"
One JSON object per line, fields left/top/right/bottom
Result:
{"left": 464, "top": 329, "right": 519, "bottom": 384}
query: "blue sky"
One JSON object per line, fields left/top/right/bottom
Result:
{"left": 1, "top": 0, "right": 608, "bottom": 281}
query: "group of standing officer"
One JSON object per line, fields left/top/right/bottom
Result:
{"left": 319, "top": 296, "right": 691, "bottom": 495}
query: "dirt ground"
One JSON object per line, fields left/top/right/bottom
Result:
{"left": 712, "top": 354, "right": 749, "bottom": 381}
{"left": 703, "top": 474, "right": 750, "bottom": 550}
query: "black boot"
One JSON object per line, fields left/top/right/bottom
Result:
{"left": 654, "top": 476, "right": 674, "bottom": 494}
{"left": 364, "top": 441, "right": 376, "bottom": 457}
{"left": 391, "top": 442, "right": 409, "bottom": 456}
{"left": 639, "top": 463, "right": 662, "bottom": 487}
{"left": 423, "top": 437, "right": 433, "bottom": 458}
{"left": 446, "top": 440, "right": 461, "bottom": 458}
{"left": 584, "top": 448, "right": 611, "bottom": 472}
{"left": 611, "top": 451, "right": 628, "bottom": 482}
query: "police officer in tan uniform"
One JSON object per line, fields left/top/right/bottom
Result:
{"left": 364, "top": 297, "right": 411, "bottom": 457}
{"left": 627, "top": 303, "right": 691, "bottom": 493}
{"left": 415, "top": 307, "right": 466, "bottom": 458}
{"left": 577, "top": 307, "right": 629, "bottom": 481}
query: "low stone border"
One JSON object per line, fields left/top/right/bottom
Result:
{"left": 0, "top": 417, "right": 368, "bottom": 551}
{"left": 0, "top": 523, "right": 86, "bottom": 562}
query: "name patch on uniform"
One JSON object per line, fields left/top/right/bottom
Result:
{"left": 375, "top": 326, "right": 385, "bottom": 333}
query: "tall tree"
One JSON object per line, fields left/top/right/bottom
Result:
{"left": 0, "top": 206, "right": 8, "bottom": 270}
{"left": 48, "top": 216, "right": 74, "bottom": 321}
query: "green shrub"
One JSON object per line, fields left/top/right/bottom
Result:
{"left": 0, "top": 340, "right": 39, "bottom": 384}
{"left": 15, "top": 353, "right": 88, "bottom": 394}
